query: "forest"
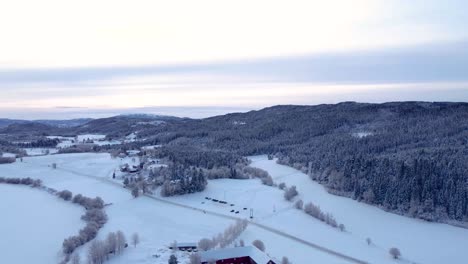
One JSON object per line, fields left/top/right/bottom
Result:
{"left": 137, "top": 102, "right": 468, "bottom": 223}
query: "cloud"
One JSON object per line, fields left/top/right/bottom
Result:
{"left": 1, "top": 0, "right": 467, "bottom": 68}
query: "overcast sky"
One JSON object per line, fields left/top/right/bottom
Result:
{"left": 0, "top": 0, "right": 467, "bottom": 119}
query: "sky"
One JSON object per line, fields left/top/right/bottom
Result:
{"left": 0, "top": 0, "right": 467, "bottom": 119}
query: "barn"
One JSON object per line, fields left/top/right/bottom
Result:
{"left": 200, "top": 246, "right": 276, "bottom": 264}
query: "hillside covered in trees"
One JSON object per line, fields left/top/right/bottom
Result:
{"left": 1, "top": 102, "right": 466, "bottom": 224}
{"left": 139, "top": 102, "right": 468, "bottom": 224}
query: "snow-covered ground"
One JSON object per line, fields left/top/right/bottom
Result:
{"left": 0, "top": 154, "right": 230, "bottom": 264}
{"left": 0, "top": 153, "right": 354, "bottom": 264}
{"left": 23, "top": 147, "right": 59, "bottom": 156}
{"left": 1, "top": 152, "right": 16, "bottom": 158}
{"left": 76, "top": 134, "right": 106, "bottom": 142}
{"left": 248, "top": 155, "right": 468, "bottom": 264}
{"left": 2, "top": 153, "right": 467, "bottom": 264}
{"left": 0, "top": 184, "right": 85, "bottom": 264}
{"left": 352, "top": 132, "right": 373, "bottom": 138}
{"left": 141, "top": 145, "right": 162, "bottom": 150}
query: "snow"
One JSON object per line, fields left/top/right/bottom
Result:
{"left": 124, "top": 133, "right": 137, "bottom": 143}
{"left": 0, "top": 154, "right": 229, "bottom": 264}
{"left": 200, "top": 246, "right": 272, "bottom": 263}
{"left": 1, "top": 152, "right": 16, "bottom": 158}
{"left": 94, "top": 140, "right": 122, "bottom": 146}
{"left": 47, "top": 136, "right": 75, "bottom": 140}
{"left": 57, "top": 140, "right": 75, "bottom": 148}
{"left": 352, "top": 132, "right": 373, "bottom": 138}
{"left": 0, "top": 184, "right": 85, "bottom": 264}
{"left": 141, "top": 145, "right": 162, "bottom": 150}
{"left": 248, "top": 155, "right": 468, "bottom": 264}
{"left": 76, "top": 134, "right": 106, "bottom": 142}
{"left": 23, "top": 148, "right": 58, "bottom": 156}
{"left": 2, "top": 152, "right": 467, "bottom": 264}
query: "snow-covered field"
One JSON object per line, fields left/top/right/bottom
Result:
{"left": 2, "top": 153, "right": 467, "bottom": 264}
{"left": 76, "top": 134, "right": 106, "bottom": 142}
{"left": 0, "top": 184, "right": 85, "bottom": 264}
{"left": 248, "top": 155, "right": 468, "bottom": 264}
{"left": 23, "top": 147, "right": 59, "bottom": 156}
{"left": 0, "top": 154, "right": 230, "bottom": 264}
{"left": 1, "top": 152, "right": 16, "bottom": 158}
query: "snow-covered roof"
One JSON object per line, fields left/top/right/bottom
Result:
{"left": 200, "top": 246, "right": 273, "bottom": 263}
{"left": 171, "top": 242, "right": 197, "bottom": 248}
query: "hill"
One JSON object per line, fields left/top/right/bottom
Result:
{"left": 139, "top": 101, "right": 468, "bottom": 224}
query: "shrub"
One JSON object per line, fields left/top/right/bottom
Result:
{"left": 389, "top": 247, "right": 401, "bottom": 259}
{"left": 284, "top": 186, "right": 298, "bottom": 201}
{"left": 252, "top": 240, "right": 265, "bottom": 252}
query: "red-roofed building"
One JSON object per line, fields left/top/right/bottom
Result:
{"left": 200, "top": 246, "right": 276, "bottom": 264}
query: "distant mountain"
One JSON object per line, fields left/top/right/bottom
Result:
{"left": 0, "top": 118, "right": 92, "bottom": 128}
{"left": 118, "top": 113, "right": 182, "bottom": 121}
{"left": 34, "top": 118, "right": 93, "bottom": 128}
{"left": 0, "top": 119, "right": 28, "bottom": 128}
{"left": 0, "top": 122, "right": 57, "bottom": 135}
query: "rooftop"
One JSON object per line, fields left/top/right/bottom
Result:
{"left": 200, "top": 246, "right": 273, "bottom": 263}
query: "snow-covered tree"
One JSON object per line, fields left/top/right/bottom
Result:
{"left": 168, "top": 254, "right": 178, "bottom": 264}
{"left": 389, "top": 247, "right": 401, "bottom": 259}
{"left": 252, "top": 240, "right": 265, "bottom": 252}
{"left": 131, "top": 187, "right": 139, "bottom": 198}
{"left": 70, "top": 254, "right": 80, "bottom": 264}
{"left": 239, "top": 239, "right": 245, "bottom": 247}
{"left": 116, "top": 231, "right": 127, "bottom": 254}
{"left": 131, "top": 233, "right": 140, "bottom": 248}
{"left": 339, "top": 224, "right": 345, "bottom": 232}
{"left": 284, "top": 186, "right": 298, "bottom": 201}
{"left": 198, "top": 238, "right": 213, "bottom": 251}
{"left": 189, "top": 253, "right": 201, "bottom": 264}
{"left": 106, "top": 232, "right": 117, "bottom": 254}
{"left": 295, "top": 199, "right": 303, "bottom": 210}
{"left": 87, "top": 240, "right": 106, "bottom": 264}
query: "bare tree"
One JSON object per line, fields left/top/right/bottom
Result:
{"left": 278, "top": 182, "right": 286, "bottom": 190}
{"left": 284, "top": 186, "right": 298, "bottom": 201}
{"left": 170, "top": 240, "right": 178, "bottom": 252}
{"left": 198, "top": 238, "right": 213, "bottom": 251}
{"left": 116, "top": 231, "right": 127, "bottom": 254}
{"left": 87, "top": 240, "right": 107, "bottom": 264}
{"left": 294, "top": 199, "right": 303, "bottom": 210}
{"left": 189, "top": 253, "right": 201, "bottom": 264}
{"left": 57, "top": 190, "right": 73, "bottom": 201}
{"left": 70, "top": 254, "right": 80, "bottom": 264}
{"left": 366, "top": 238, "right": 372, "bottom": 245}
{"left": 339, "top": 223, "right": 345, "bottom": 232}
{"left": 106, "top": 232, "right": 117, "bottom": 254}
{"left": 131, "top": 187, "right": 139, "bottom": 198}
{"left": 252, "top": 239, "right": 265, "bottom": 252}
{"left": 281, "top": 256, "right": 291, "bottom": 264}
{"left": 239, "top": 239, "right": 245, "bottom": 247}
{"left": 389, "top": 247, "right": 401, "bottom": 259}
{"left": 131, "top": 233, "right": 140, "bottom": 248}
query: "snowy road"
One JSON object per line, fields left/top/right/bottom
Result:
{"left": 52, "top": 164, "right": 368, "bottom": 264}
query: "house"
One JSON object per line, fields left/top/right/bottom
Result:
{"left": 200, "top": 246, "right": 276, "bottom": 264}
{"left": 169, "top": 242, "right": 198, "bottom": 251}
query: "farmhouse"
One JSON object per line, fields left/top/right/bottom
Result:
{"left": 169, "top": 242, "right": 197, "bottom": 251}
{"left": 200, "top": 246, "right": 276, "bottom": 264}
